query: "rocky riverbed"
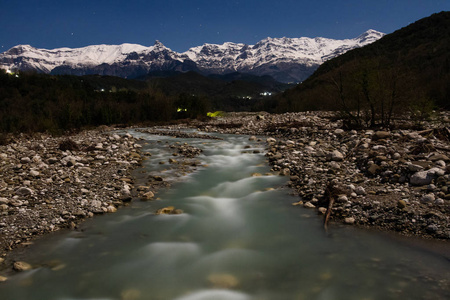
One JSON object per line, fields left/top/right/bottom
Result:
{"left": 0, "top": 129, "right": 147, "bottom": 258}
{"left": 0, "top": 111, "right": 449, "bottom": 272}
{"left": 186, "top": 111, "right": 449, "bottom": 240}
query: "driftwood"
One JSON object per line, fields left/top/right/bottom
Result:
{"left": 323, "top": 181, "right": 344, "bottom": 231}
{"left": 323, "top": 191, "right": 335, "bottom": 232}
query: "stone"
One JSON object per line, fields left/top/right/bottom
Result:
{"left": 248, "top": 136, "right": 257, "bottom": 141}
{"left": 410, "top": 171, "right": 434, "bottom": 186}
{"left": 374, "top": 131, "right": 391, "bottom": 140}
{"left": 207, "top": 273, "right": 239, "bottom": 289}
{"left": 368, "top": 164, "right": 381, "bottom": 175}
{"left": 0, "top": 197, "right": 9, "bottom": 205}
{"left": 318, "top": 207, "right": 327, "bottom": 214}
{"left": 279, "top": 168, "right": 290, "bottom": 176}
{"left": 355, "top": 186, "right": 366, "bottom": 196}
{"left": 142, "top": 191, "right": 155, "bottom": 200}
{"left": 429, "top": 154, "right": 449, "bottom": 162}
{"left": 91, "top": 200, "right": 102, "bottom": 208}
{"left": 435, "top": 198, "right": 445, "bottom": 205}
{"left": 15, "top": 187, "right": 32, "bottom": 196}
{"left": 30, "top": 170, "right": 40, "bottom": 177}
{"left": 344, "top": 217, "right": 356, "bottom": 224}
{"left": 329, "top": 150, "right": 344, "bottom": 161}
{"left": 0, "top": 275, "right": 7, "bottom": 282}
{"left": 421, "top": 193, "right": 435, "bottom": 203}
{"left": 303, "top": 201, "right": 315, "bottom": 208}
{"left": 266, "top": 137, "right": 276, "bottom": 144}
{"left": 155, "top": 206, "right": 183, "bottom": 215}
{"left": 107, "top": 205, "right": 117, "bottom": 213}
{"left": 334, "top": 129, "right": 344, "bottom": 135}
{"left": 20, "top": 157, "right": 31, "bottom": 164}
{"left": 337, "top": 195, "right": 348, "bottom": 203}
{"left": 397, "top": 200, "right": 407, "bottom": 209}
{"left": 13, "top": 261, "right": 32, "bottom": 271}
{"left": 408, "top": 164, "right": 424, "bottom": 172}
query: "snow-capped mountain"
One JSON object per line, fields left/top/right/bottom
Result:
{"left": 0, "top": 30, "right": 384, "bottom": 82}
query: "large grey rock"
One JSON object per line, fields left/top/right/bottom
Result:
{"left": 410, "top": 168, "right": 444, "bottom": 186}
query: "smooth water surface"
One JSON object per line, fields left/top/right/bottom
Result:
{"left": 0, "top": 130, "right": 448, "bottom": 300}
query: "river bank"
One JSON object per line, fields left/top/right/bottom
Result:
{"left": 191, "top": 111, "right": 450, "bottom": 240}
{"left": 0, "top": 111, "right": 449, "bottom": 272}
{"left": 0, "top": 128, "right": 147, "bottom": 259}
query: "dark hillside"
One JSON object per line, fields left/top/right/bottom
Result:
{"left": 276, "top": 11, "right": 450, "bottom": 127}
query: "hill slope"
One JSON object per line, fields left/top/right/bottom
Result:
{"left": 276, "top": 11, "right": 450, "bottom": 126}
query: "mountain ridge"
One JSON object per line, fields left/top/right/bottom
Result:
{"left": 0, "top": 30, "right": 384, "bottom": 83}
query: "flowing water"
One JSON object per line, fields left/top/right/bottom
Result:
{"left": 0, "top": 130, "right": 449, "bottom": 300}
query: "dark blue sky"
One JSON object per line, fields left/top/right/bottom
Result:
{"left": 1, "top": 0, "right": 449, "bottom": 52}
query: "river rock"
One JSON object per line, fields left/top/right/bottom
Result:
{"left": 408, "top": 163, "right": 424, "bottom": 172}
{"left": 410, "top": 171, "right": 434, "bottom": 186}
{"left": 329, "top": 150, "right": 344, "bottom": 161}
{"left": 0, "top": 275, "right": 7, "bottom": 282}
{"left": 13, "top": 261, "right": 32, "bottom": 271}
{"left": 142, "top": 191, "right": 155, "bottom": 200}
{"left": 397, "top": 199, "right": 407, "bottom": 209}
{"left": 207, "top": 273, "right": 239, "bottom": 289}
{"left": 355, "top": 186, "right": 366, "bottom": 195}
{"left": 421, "top": 193, "right": 435, "bottom": 203}
{"left": 303, "top": 201, "right": 315, "bottom": 208}
{"left": 15, "top": 187, "right": 33, "bottom": 196}
{"left": 107, "top": 205, "right": 117, "bottom": 213}
{"left": 20, "top": 157, "right": 31, "bottom": 164}
{"left": 429, "top": 153, "right": 449, "bottom": 162}
{"left": 374, "top": 131, "right": 391, "bottom": 140}
{"left": 368, "top": 164, "right": 381, "bottom": 175}
{"left": 344, "top": 217, "right": 356, "bottom": 224}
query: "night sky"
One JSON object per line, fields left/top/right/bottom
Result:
{"left": 1, "top": 0, "right": 449, "bottom": 52}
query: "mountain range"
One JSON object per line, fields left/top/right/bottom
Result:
{"left": 0, "top": 30, "right": 384, "bottom": 83}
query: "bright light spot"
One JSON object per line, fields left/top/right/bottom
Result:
{"left": 6, "top": 69, "right": 12, "bottom": 74}
{"left": 177, "top": 108, "right": 188, "bottom": 112}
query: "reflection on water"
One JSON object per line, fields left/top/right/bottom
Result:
{"left": 0, "top": 130, "right": 448, "bottom": 300}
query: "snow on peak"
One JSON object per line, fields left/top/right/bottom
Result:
{"left": 1, "top": 30, "right": 384, "bottom": 81}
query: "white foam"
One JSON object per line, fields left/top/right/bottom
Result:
{"left": 173, "top": 289, "right": 252, "bottom": 300}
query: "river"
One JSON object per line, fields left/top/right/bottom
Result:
{"left": 0, "top": 130, "right": 448, "bottom": 300}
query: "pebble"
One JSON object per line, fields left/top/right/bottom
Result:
{"left": 421, "top": 193, "right": 435, "bottom": 203}
{"left": 13, "top": 261, "right": 32, "bottom": 271}
{"left": 344, "top": 217, "right": 356, "bottom": 224}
